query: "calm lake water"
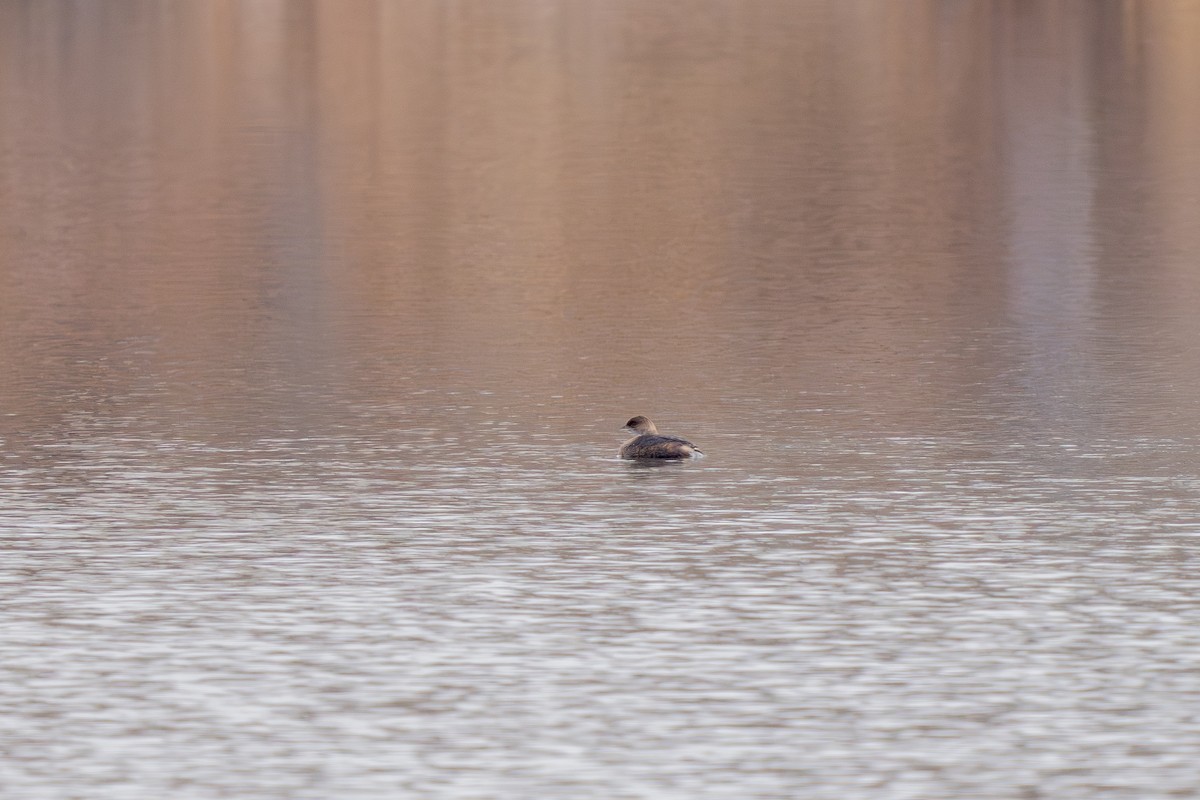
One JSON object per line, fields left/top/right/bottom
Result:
{"left": 4, "top": 2, "right": 1200, "bottom": 798}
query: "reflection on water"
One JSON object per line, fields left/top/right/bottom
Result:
{"left": 3, "top": 1, "right": 1200, "bottom": 798}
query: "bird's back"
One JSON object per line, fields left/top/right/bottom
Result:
{"left": 620, "top": 434, "right": 701, "bottom": 460}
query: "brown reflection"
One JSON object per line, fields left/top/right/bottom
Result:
{"left": 1, "top": 1, "right": 1198, "bottom": 448}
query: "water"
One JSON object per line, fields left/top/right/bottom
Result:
{"left": 3, "top": 2, "right": 1200, "bottom": 798}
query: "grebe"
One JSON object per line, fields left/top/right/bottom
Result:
{"left": 619, "top": 416, "right": 703, "bottom": 459}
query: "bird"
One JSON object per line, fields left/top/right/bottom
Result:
{"left": 619, "top": 415, "right": 703, "bottom": 459}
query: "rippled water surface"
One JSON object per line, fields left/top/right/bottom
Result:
{"left": 4, "top": 2, "right": 1200, "bottom": 798}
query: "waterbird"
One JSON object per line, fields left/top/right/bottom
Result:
{"left": 619, "top": 416, "right": 703, "bottom": 460}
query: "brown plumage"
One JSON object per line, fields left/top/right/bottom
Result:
{"left": 619, "top": 416, "right": 703, "bottom": 459}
